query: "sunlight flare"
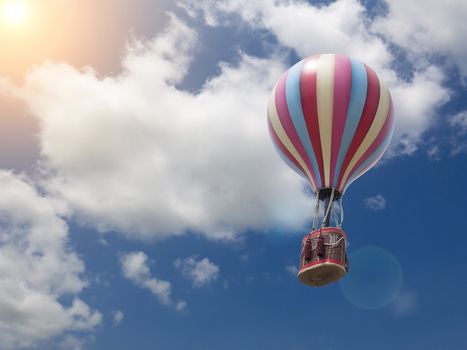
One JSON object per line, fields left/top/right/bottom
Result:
{"left": 1, "top": 0, "right": 30, "bottom": 27}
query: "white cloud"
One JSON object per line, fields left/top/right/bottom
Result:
{"left": 2, "top": 1, "right": 457, "bottom": 244}
{"left": 427, "top": 145, "right": 441, "bottom": 161}
{"left": 0, "top": 171, "right": 101, "bottom": 349}
{"left": 179, "top": 0, "right": 451, "bottom": 155}
{"left": 180, "top": 0, "right": 390, "bottom": 69}
{"left": 176, "top": 301, "right": 187, "bottom": 312}
{"left": 373, "top": 0, "right": 467, "bottom": 79}
{"left": 391, "top": 289, "right": 417, "bottom": 317}
{"left": 121, "top": 251, "right": 186, "bottom": 310}
{"left": 448, "top": 111, "right": 467, "bottom": 155}
{"left": 285, "top": 265, "right": 298, "bottom": 276}
{"left": 364, "top": 194, "right": 386, "bottom": 211}
{"left": 388, "top": 66, "right": 450, "bottom": 155}
{"left": 5, "top": 14, "right": 312, "bottom": 242}
{"left": 450, "top": 111, "right": 467, "bottom": 131}
{"left": 112, "top": 310, "right": 124, "bottom": 326}
{"left": 174, "top": 256, "right": 219, "bottom": 287}
{"left": 58, "top": 335, "right": 89, "bottom": 350}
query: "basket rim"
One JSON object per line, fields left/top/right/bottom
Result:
{"left": 303, "top": 227, "right": 347, "bottom": 241}
{"left": 299, "top": 258, "right": 346, "bottom": 272}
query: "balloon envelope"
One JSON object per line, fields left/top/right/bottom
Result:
{"left": 268, "top": 54, "right": 394, "bottom": 194}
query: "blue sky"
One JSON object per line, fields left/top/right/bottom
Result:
{"left": 0, "top": 0, "right": 467, "bottom": 349}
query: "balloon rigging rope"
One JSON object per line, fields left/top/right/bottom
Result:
{"left": 312, "top": 188, "right": 343, "bottom": 229}
{"left": 323, "top": 236, "right": 345, "bottom": 246}
{"left": 312, "top": 190, "right": 320, "bottom": 230}
{"left": 339, "top": 196, "right": 344, "bottom": 227}
{"left": 321, "top": 188, "right": 335, "bottom": 228}
{"left": 333, "top": 211, "right": 339, "bottom": 227}
{"left": 309, "top": 236, "right": 345, "bottom": 248}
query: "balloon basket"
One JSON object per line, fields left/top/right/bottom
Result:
{"left": 298, "top": 227, "right": 348, "bottom": 287}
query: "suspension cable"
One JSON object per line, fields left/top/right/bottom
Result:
{"left": 339, "top": 196, "right": 344, "bottom": 227}
{"left": 312, "top": 189, "right": 320, "bottom": 230}
{"left": 321, "top": 188, "right": 335, "bottom": 228}
{"left": 332, "top": 210, "right": 339, "bottom": 227}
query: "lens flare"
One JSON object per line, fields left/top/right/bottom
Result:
{"left": 1, "top": 0, "right": 30, "bottom": 27}
{"left": 340, "top": 246, "right": 402, "bottom": 309}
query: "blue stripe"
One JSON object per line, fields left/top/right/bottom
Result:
{"left": 333, "top": 58, "right": 368, "bottom": 187}
{"left": 273, "top": 143, "right": 307, "bottom": 179}
{"left": 285, "top": 60, "right": 322, "bottom": 187}
{"left": 343, "top": 121, "right": 394, "bottom": 192}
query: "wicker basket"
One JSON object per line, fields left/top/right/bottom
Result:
{"left": 297, "top": 227, "right": 348, "bottom": 287}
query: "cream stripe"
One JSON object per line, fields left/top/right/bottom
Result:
{"left": 340, "top": 77, "right": 390, "bottom": 187}
{"left": 268, "top": 86, "right": 317, "bottom": 190}
{"left": 316, "top": 54, "right": 335, "bottom": 187}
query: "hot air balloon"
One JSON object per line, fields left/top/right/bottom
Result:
{"left": 267, "top": 54, "right": 394, "bottom": 287}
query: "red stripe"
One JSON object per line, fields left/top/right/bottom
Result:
{"left": 300, "top": 56, "right": 325, "bottom": 188}
{"left": 344, "top": 101, "right": 394, "bottom": 188}
{"left": 267, "top": 118, "right": 309, "bottom": 181}
{"left": 330, "top": 55, "right": 352, "bottom": 186}
{"left": 300, "top": 259, "right": 346, "bottom": 270}
{"left": 337, "top": 65, "right": 380, "bottom": 189}
{"left": 350, "top": 143, "right": 385, "bottom": 185}
{"left": 275, "top": 71, "right": 318, "bottom": 188}
{"left": 344, "top": 98, "right": 394, "bottom": 187}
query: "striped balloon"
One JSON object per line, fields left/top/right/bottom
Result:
{"left": 267, "top": 54, "right": 394, "bottom": 194}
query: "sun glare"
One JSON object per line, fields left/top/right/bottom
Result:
{"left": 1, "top": 0, "right": 30, "bottom": 27}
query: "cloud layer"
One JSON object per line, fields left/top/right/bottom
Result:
{"left": 3, "top": 0, "right": 461, "bottom": 243}
{"left": 0, "top": 171, "right": 101, "bottom": 349}
{"left": 373, "top": 0, "right": 467, "bottom": 79}
{"left": 9, "top": 15, "right": 312, "bottom": 241}
{"left": 180, "top": 0, "right": 451, "bottom": 155}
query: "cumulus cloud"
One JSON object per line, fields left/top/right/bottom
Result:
{"left": 180, "top": 0, "right": 390, "bottom": 68}
{"left": 0, "top": 171, "right": 101, "bottom": 349}
{"left": 121, "top": 251, "right": 185, "bottom": 309}
{"left": 388, "top": 66, "right": 450, "bottom": 155}
{"left": 2, "top": 1, "right": 457, "bottom": 244}
{"left": 179, "top": 0, "right": 451, "bottom": 155}
{"left": 364, "top": 194, "right": 386, "bottom": 211}
{"left": 448, "top": 110, "right": 467, "bottom": 155}
{"left": 5, "top": 14, "right": 312, "bottom": 242}
{"left": 176, "top": 300, "right": 188, "bottom": 312}
{"left": 58, "top": 335, "right": 93, "bottom": 350}
{"left": 174, "top": 256, "right": 220, "bottom": 287}
{"left": 112, "top": 310, "right": 124, "bottom": 326}
{"left": 373, "top": 0, "right": 467, "bottom": 79}
{"left": 450, "top": 111, "right": 467, "bottom": 132}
